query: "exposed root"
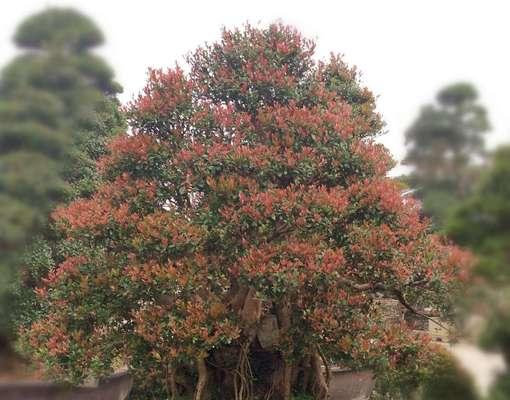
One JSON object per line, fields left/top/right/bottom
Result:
{"left": 194, "top": 356, "right": 209, "bottom": 400}
{"left": 311, "top": 350, "right": 328, "bottom": 400}
{"left": 275, "top": 297, "right": 292, "bottom": 400}
{"left": 281, "top": 360, "right": 292, "bottom": 400}
{"left": 300, "top": 355, "right": 312, "bottom": 393}
{"left": 234, "top": 341, "right": 253, "bottom": 400}
{"left": 165, "top": 364, "right": 178, "bottom": 400}
{"left": 317, "top": 345, "right": 331, "bottom": 386}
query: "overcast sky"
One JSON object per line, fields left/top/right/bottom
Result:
{"left": 1, "top": 0, "right": 509, "bottom": 174}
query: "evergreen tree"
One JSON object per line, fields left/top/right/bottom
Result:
{"left": 403, "top": 82, "right": 490, "bottom": 228}
{"left": 448, "top": 146, "right": 510, "bottom": 283}
{"left": 0, "top": 8, "right": 124, "bottom": 348}
{"left": 447, "top": 146, "right": 510, "bottom": 399}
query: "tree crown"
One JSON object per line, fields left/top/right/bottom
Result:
{"left": 14, "top": 8, "right": 104, "bottom": 52}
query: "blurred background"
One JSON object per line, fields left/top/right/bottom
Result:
{"left": 0, "top": 1, "right": 509, "bottom": 399}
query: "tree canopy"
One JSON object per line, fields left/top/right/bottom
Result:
{"left": 18, "top": 24, "right": 470, "bottom": 400}
{"left": 14, "top": 8, "right": 104, "bottom": 52}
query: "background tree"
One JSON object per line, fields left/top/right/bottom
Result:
{"left": 0, "top": 8, "right": 124, "bottom": 350}
{"left": 447, "top": 146, "right": 510, "bottom": 399}
{"left": 448, "top": 146, "right": 510, "bottom": 284}
{"left": 18, "top": 24, "right": 470, "bottom": 400}
{"left": 403, "top": 82, "right": 490, "bottom": 228}
{"left": 419, "top": 351, "right": 479, "bottom": 400}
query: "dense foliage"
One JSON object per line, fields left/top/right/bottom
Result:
{"left": 18, "top": 24, "right": 470, "bottom": 400}
{"left": 448, "top": 146, "right": 510, "bottom": 284}
{"left": 419, "top": 351, "right": 479, "bottom": 400}
{"left": 448, "top": 146, "right": 510, "bottom": 399}
{"left": 0, "top": 8, "right": 124, "bottom": 346}
{"left": 403, "top": 82, "right": 489, "bottom": 228}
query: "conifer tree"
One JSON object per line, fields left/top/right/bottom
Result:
{"left": 447, "top": 146, "right": 510, "bottom": 400}
{"left": 0, "top": 8, "right": 124, "bottom": 347}
{"left": 404, "top": 83, "right": 490, "bottom": 227}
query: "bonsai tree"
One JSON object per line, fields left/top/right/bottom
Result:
{"left": 0, "top": 7, "right": 124, "bottom": 348}
{"left": 18, "top": 24, "right": 470, "bottom": 400}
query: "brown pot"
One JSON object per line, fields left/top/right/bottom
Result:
{"left": 0, "top": 371, "right": 132, "bottom": 400}
{"left": 329, "top": 369, "right": 375, "bottom": 400}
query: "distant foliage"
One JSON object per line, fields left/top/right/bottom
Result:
{"left": 448, "top": 146, "right": 510, "bottom": 399}
{"left": 403, "top": 82, "right": 490, "bottom": 228}
{"left": 0, "top": 8, "right": 124, "bottom": 345}
{"left": 448, "top": 146, "right": 510, "bottom": 283}
{"left": 19, "top": 24, "right": 470, "bottom": 400}
{"left": 420, "top": 351, "right": 479, "bottom": 400}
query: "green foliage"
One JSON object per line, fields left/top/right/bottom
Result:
{"left": 403, "top": 82, "right": 490, "bottom": 228}
{"left": 447, "top": 146, "right": 510, "bottom": 282}
{"left": 447, "top": 146, "right": 510, "bottom": 398}
{"left": 0, "top": 7, "right": 124, "bottom": 346}
{"left": 478, "top": 289, "right": 510, "bottom": 363}
{"left": 372, "top": 351, "right": 480, "bottom": 400}
{"left": 291, "top": 395, "right": 313, "bottom": 400}
{"left": 14, "top": 8, "right": 104, "bottom": 52}
{"left": 419, "top": 352, "right": 479, "bottom": 400}
{"left": 487, "top": 372, "right": 510, "bottom": 400}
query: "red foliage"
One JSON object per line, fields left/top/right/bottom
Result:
{"left": 20, "top": 23, "right": 471, "bottom": 397}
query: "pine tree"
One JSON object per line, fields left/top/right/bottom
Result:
{"left": 447, "top": 146, "right": 510, "bottom": 399}
{"left": 0, "top": 8, "right": 124, "bottom": 347}
{"left": 403, "top": 82, "right": 490, "bottom": 228}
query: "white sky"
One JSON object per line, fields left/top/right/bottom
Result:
{"left": 1, "top": 0, "right": 509, "bottom": 175}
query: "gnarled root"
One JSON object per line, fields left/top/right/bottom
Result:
{"left": 268, "top": 356, "right": 293, "bottom": 400}
{"left": 274, "top": 297, "right": 292, "bottom": 400}
{"left": 234, "top": 341, "right": 253, "bottom": 400}
{"left": 311, "top": 350, "right": 329, "bottom": 400}
{"left": 280, "top": 360, "right": 292, "bottom": 400}
{"left": 194, "top": 356, "right": 209, "bottom": 400}
{"left": 165, "top": 364, "right": 178, "bottom": 400}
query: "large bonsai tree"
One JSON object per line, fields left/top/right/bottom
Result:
{"left": 19, "top": 24, "right": 470, "bottom": 400}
